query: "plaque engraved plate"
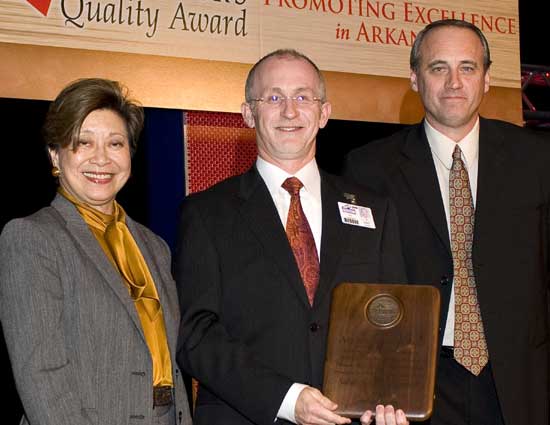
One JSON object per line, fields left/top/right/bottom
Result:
{"left": 365, "top": 294, "right": 403, "bottom": 328}
{"left": 323, "top": 283, "right": 440, "bottom": 421}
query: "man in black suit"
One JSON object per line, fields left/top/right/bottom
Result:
{"left": 175, "top": 49, "right": 409, "bottom": 425}
{"left": 345, "top": 19, "right": 550, "bottom": 425}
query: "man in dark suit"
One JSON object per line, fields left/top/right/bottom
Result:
{"left": 345, "top": 19, "right": 550, "bottom": 425}
{"left": 174, "top": 49, "right": 409, "bottom": 425}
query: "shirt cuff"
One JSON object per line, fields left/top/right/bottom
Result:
{"left": 276, "top": 383, "right": 308, "bottom": 423}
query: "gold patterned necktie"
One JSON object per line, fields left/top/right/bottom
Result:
{"left": 450, "top": 144, "right": 489, "bottom": 376}
{"left": 282, "top": 177, "right": 320, "bottom": 306}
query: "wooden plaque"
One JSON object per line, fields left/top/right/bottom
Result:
{"left": 323, "top": 283, "right": 440, "bottom": 421}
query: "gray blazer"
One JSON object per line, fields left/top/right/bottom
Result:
{"left": 0, "top": 194, "right": 192, "bottom": 425}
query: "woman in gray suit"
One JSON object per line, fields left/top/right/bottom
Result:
{"left": 0, "top": 78, "right": 192, "bottom": 425}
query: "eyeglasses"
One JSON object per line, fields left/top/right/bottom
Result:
{"left": 249, "top": 94, "right": 322, "bottom": 106}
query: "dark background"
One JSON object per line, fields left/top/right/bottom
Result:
{"left": 1, "top": 3, "right": 549, "bottom": 421}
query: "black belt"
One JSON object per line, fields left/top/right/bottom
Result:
{"left": 153, "top": 386, "right": 173, "bottom": 407}
{"left": 440, "top": 346, "right": 454, "bottom": 358}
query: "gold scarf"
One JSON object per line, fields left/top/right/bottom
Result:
{"left": 59, "top": 188, "right": 173, "bottom": 387}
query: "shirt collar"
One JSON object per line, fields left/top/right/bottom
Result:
{"left": 424, "top": 118, "right": 479, "bottom": 170}
{"left": 256, "top": 156, "right": 321, "bottom": 201}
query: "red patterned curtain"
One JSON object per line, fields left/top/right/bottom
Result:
{"left": 184, "top": 111, "right": 257, "bottom": 195}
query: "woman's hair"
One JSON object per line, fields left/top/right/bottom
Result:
{"left": 43, "top": 78, "right": 144, "bottom": 156}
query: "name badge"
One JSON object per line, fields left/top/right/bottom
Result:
{"left": 338, "top": 202, "right": 376, "bottom": 229}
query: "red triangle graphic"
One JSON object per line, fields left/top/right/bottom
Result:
{"left": 27, "top": 0, "right": 52, "bottom": 16}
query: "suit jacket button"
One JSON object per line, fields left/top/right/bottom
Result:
{"left": 310, "top": 323, "right": 320, "bottom": 332}
{"left": 440, "top": 276, "right": 450, "bottom": 286}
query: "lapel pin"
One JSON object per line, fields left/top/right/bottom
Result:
{"left": 343, "top": 192, "right": 357, "bottom": 204}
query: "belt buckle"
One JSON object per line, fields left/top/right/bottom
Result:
{"left": 153, "top": 386, "right": 173, "bottom": 407}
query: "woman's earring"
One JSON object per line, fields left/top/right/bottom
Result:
{"left": 51, "top": 166, "right": 61, "bottom": 177}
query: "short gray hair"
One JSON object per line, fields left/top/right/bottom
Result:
{"left": 245, "top": 49, "right": 327, "bottom": 102}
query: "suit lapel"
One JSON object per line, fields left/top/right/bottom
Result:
{"left": 237, "top": 167, "right": 312, "bottom": 308}
{"left": 314, "top": 173, "right": 352, "bottom": 307}
{"left": 465, "top": 118, "right": 507, "bottom": 342}
{"left": 399, "top": 124, "right": 451, "bottom": 256}
{"left": 52, "top": 195, "right": 146, "bottom": 341}
{"left": 473, "top": 118, "right": 506, "bottom": 292}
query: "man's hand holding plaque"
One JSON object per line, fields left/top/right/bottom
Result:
{"left": 294, "top": 386, "right": 409, "bottom": 425}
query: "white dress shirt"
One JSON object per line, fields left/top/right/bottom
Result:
{"left": 424, "top": 119, "right": 479, "bottom": 347}
{"left": 256, "top": 156, "right": 323, "bottom": 423}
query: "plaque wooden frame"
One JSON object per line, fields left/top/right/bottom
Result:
{"left": 323, "top": 283, "right": 440, "bottom": 421}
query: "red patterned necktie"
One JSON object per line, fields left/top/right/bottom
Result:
{"left": 282, "top": 177, "right": 320, "bottom": 306}
{"left": 450, "top": 144, "right": 488, "bottom": 376}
